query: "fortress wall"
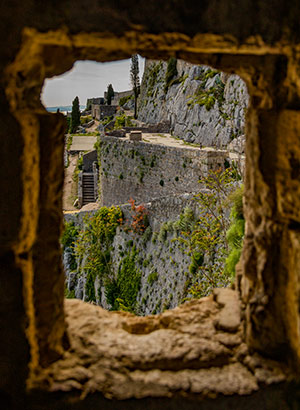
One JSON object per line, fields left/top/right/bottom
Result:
{"left": 99, "top": 135, "right": 227, "bottom": 207}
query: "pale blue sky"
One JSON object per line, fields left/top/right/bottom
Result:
{"left": 41, "top": 56, "right": 145, "bottom": 108}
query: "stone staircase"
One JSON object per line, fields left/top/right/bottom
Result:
{"left": 82, "top": 173, "right": 95, "bottom": 205}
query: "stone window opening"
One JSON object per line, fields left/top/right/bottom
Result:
{"left": 52, "top": 56, "right": 247, "bottom": 315}
{"left": 3, "top": 26, "right": 300, "bottom": 409}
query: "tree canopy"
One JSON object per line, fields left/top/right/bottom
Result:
{"left": 71, "top": 96, "right": 80, "bottom": 133}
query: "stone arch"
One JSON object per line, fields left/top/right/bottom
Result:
{"left": 1, "top": 7, "right": 300, "bottom": 407}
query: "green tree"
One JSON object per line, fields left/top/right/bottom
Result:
{"left": 130, "top": 54, "right": 140, "bottom": 119}
{"left": 71, "top": 96, "right": 80, "bottom": 133}
{"left": 224, "top": 185, "right": 245, "bottom": 276}
{"left": 176, "top": 168, "right": 241, "bottom": 299}
{"left": 106, "top": 84, "right": 114, "bottom": 105}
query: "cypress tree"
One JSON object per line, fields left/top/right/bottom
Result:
{"left": 107, "top": 84, "right": 114, "bottom": 105}
{"left": 130, "top": 55, "right": 140, "bottom": 119}
{"left": 71, "top": 96, "right": 80, "bottom": 133}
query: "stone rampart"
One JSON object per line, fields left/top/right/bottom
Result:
{"left": 64, "top": 192, "right": 197, "bottom": 231}
{"left": 99, "top": 135, "right": 227, "bottom": 206}
{"left": 122, "top": 121, "right": 171, "bottom": 134}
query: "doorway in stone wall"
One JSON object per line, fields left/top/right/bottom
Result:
{"left": 41, "top": 55, "right": 248, "bottom": 317}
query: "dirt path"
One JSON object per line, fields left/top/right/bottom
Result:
{"left": 63, "top": 154, "right": 78, "bottom": 211}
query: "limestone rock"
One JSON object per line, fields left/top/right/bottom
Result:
{"left": 138, "top": 60, "right": 249, "bottom": 148}
{"left": 228, "top": 135, "right": 246, "bottom": 154}
{"left": 33, "top": 296, "right": 287, "bottom": 400}
{"left": 213, "top": 288, "right": 241, "bottom": 332}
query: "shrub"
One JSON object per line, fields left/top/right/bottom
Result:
{"left": 114, "top": 114, "right": 126, "bottom": 128}
{"left": 173, "top": 207, "right": 195, "bottom": 234}
{"left": 142, "top": 226, "right": 152, "bottom": 243}
{"left": 143, "top": 258, "right": 150, "bottom": 268}
{"left": 176, "top": 169, "right": 239, "bottom": 299}
{"left": 158, "top": 222, "right": 169, "bottom": 242}
{"left": 152, "top": 232, "right": 158, "bottom": 244}
{"left": 224, "top": 185, "right": 245, "bottom": 277}
{"left": 74, "top": 206, "right": 123, "bottom": 302}
{"left": 73, "top": 156, "right": 83, "bottom": 183}
{"left": 189, "top": 252, "right": 204, "bottom": 275}
{"left": 85, "top": 271, "right": 97, "bottom": 302}
{"left": 119, "top": 95, "right": 132, "bottom": 106}
{"left": 101, "top": 115, "right": 113, "bottom": 126}
{"left": 114, "top": 114, "right": 134, "bottom": 129}
{"left": 61, "top": 221, "right": 79, "bottom": 250}
{"left": 127, "top": 199, "right": 149, "bottom": 234}
{"left": 187, "top": 71, "right": 225, "bottom": 111}
{"left": 164, "top": 57, "right": 178, "bottom": 92}
{"left": 147, "top": 271, "right": 158, "bottom": 285}
{"left": 64, "top": 288, "right": 75, "bottom": 299}
{"left": 80, "top": 115, "right": 92, "bottom": 125}
{"left": 105, "top": 246, "right": 141, "bottom": 313}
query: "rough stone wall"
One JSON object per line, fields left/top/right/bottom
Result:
{"left": 92, "top": 104, "right": 117, "bottom": 120}
{"left": 138, "top": 59, "right": 248, "bottom": 147}
{"left": 111, "top": 90, "right": 133, "bottom": 106}
{"left": 64, "top": 194, "right": 199, "bottom": 314}
{"left": 87, "top": 97, "right": 104, "bottom": 108}
{"left": 1, "top": 0, "right": 300, "bottom": 408}
{"left": 99, "top": 135, "right": 227, "bottom": 207}
{"left": 82, "top": 150, "right": 97, "bottom": 172}
{"left": 65, "top": 193, "right": 196, "bottom": 231}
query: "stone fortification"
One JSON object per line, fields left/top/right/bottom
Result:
{"left": 92, "top": 104, "right": 117, "bottom": 120}
{"left": 3, "top": 0, "right": 300, "bottom": 407}
{"left": 64, "top": 193, "right": 201, "bottom": 315}
{"left": 110, "top": 90, "right": 133, "bottom": 106}
{"left": 64, "top": 193, "right": 196, "bottom": 232}
{"left": 138, "top": 59, "right": 248, "bottom": 148}
{"left": 86, "top": 97, "right": 104, "bottom": 109}
{"left": 99, "top": 135, "right": 227, "bottom": 207}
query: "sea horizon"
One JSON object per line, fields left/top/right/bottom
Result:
{"left": 46, "top": 105, "right": 86, "bottom": 113}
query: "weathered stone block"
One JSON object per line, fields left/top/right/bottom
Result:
{"left": 130, "top": 130, "right": 142, "bottom": 141}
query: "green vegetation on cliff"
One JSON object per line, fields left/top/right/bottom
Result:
{"left": 119, "top": 95, "right": 133, "bottom": 106}
{"left": 75, "top": 206, "right": 123, "bottom": 302}
{"left": 63, "top": 169, "right": 244, "bottom": 312}
{"left": 176, "top": 169, "right": 243, "bottom": 299}
{"left": 164, "top": 57, "right": 178, "bottom": 92}
{"left": 61, "top": 221, "right": 79, "bottom": 271}
{"left": 105, "top": 245, "right": 141, "bottom": 312}
{"left": 187, "top": 69, "right": 225, "bottom": 111}
{"left": 224, "top": 185, "right": 244, "bottom": 276}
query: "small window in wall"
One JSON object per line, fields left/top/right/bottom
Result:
{"left": 42, "top": 57, "right": 248, "bottom": 317}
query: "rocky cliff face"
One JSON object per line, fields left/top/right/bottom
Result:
{"left": 63, "top": 175, "right": 238, "bottom": 316}
{"left": 64, "top": 197, "right": 199, "bottom": 315}
{"left": 138, "top": 59, "right": 248, "bottom": 148}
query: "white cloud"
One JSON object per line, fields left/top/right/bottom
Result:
{"left": 41, "top": 57, "right": 145, "bottom": 107}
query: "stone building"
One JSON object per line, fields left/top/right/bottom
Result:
{"left": 86, "top": 97, "right": 104, "bottom": 110}
{"left": 1, "top": 1, "right": 300, "bottom": 409}
{"left": 91, "top": 103, "right": 117, "bottom": 120}
{"left": 91, "top": 90, "right": 133, "bottom": 119}
{"left": 108, "top": 90, "right": 133, "bottom": 106}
